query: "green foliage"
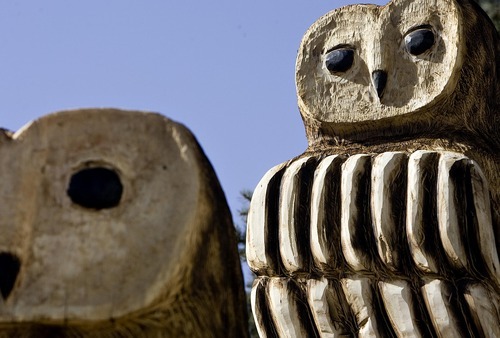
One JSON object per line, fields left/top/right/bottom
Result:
{"left": 234, "top": 190, "right": 259, "bottom": 337}
{"left": 235, "top": 189, "right": 252, "bottom": 261}
{"left": 475, "top": 0, "right": 500, "bottom": 31}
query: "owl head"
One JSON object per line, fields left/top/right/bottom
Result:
{"left": 296, "top": 0, "right": 499, "bottom": 149}
{"left": 0, "top": 109, "right": 246, "bottom": 336}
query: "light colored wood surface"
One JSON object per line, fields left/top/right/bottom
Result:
{"left": 248, "top": 151, "right": 499, "bottom": 336}
{"left": 0, "top": 109, "right": 247, "bottom": 337}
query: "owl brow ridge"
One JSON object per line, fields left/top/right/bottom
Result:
{"left": 324, "top": 43, "right": 356, "bottom": 54}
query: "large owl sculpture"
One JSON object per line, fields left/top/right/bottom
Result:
{"left": 247, "top": 0, "right": 499, "bottom": 336}
{"left": 0, "top": 109, "right": 248, "bottom": 337}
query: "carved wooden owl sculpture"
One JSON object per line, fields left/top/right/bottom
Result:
{"left": 0, "top": 109, "right": 247, "bottom": 337}
{"left": 247, "top": 0, "right": 499, "bottom": 336}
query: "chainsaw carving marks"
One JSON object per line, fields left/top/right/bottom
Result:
{"left": 248, "top": 0, "right": 499, "bottom": 334}
{"left": 247, "top": 151, "right": 499, "bottom": 337}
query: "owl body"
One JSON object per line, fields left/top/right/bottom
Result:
{"left": 248, "top": 0, "right": 499, "bottom": 336}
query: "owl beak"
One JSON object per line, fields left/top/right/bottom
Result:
{"left": 0, "top": 252, "right": 20, "bottom": 300}
{"left": 372, "top": 70, "right": 387, "bottom": 99}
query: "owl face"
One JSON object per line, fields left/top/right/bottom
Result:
{"left": 296, "top": 0, "right": 462, "bottom": 124}
{"left": 0, "top": 110, "right": 202, "bottom": 322}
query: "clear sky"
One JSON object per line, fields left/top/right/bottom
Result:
{"left": 0, "top": 1, "right": 385, "bottom": 224}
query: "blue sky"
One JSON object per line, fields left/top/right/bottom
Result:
{"left": 0, "top": 1, "right": 385, "bottom": 224}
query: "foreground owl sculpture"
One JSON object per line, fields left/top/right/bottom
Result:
{"left": 247, "top": 0, "right": 499, "bottom": 336}
{"left": 0, "top": 109, "right": 248, "bottom": 337}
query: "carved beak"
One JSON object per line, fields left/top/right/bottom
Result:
{"left": 372, "top": 70, "right": 387, "bottom": 99}
{"left": 0, "top": 252, "right": 20, "bottom": 300}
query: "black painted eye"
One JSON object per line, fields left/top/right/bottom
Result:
{"left": 324, "top": 48, "right": 354, "bottom": 73}
{"left": 405, "top": 28, "right": 435, "bottom": 56}
{"left": 67, "top": 167, "right": 123, "bottom": 209}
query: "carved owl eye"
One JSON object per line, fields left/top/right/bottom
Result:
{"left": 67, "top": 167, "right": 123, "bottom": 209}
{"left": 324, "top": 47, "right": 355, "bottom": 73}
{"left": 404, "top": 27, "right": 435, "bottom": 56}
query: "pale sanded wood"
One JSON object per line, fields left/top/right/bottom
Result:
{"left": 306, "top": 278, "right": 338, "bottom": 337}
{"left": 463, "top": 283, "right": 500, "bottom": 338}
{"left": 341, "top": 277, "right": 380, "bottom": 337}
{"left": 469, "top": 164, "right": 500, "bottom": 283}
{"left": 437, "top": 152, "right": 469, "bottom": 270}
{"left": 251, "top": 277, "right": 275, "bottom": 338}
{"left": 248, "top": 150, "right": 500, "bottom": 336}
{"left": 406, "top": 150, "right": 439, "bottom": 273}
{"left": 307, "top": 277, "right": 357, "bottom": 338}
{"left": 379, "top": 280, "right": 425, "bottom": 337}
{"left": 310, "top": 155, "right": 345, "bottom": 269}
{"left": 340, "top": 154, "right": 372, "bottom": 271}
{"left": 247, "top": 163, "right": 286, "bottom": 275}
{"left": 421, "top": 279, "right": 463, "bottom": 336}
{"left": 279, "top": 156, "right": 316, "bottom": 273}
{"left": 371, "top": 152, "right": 407, "bottom": 271}
{"left": 266, "top": 278, "right": 313, "bottom": 337}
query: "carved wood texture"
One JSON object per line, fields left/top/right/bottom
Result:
{"left": 247, "top": 151, "right": 499, "bottom": 337}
